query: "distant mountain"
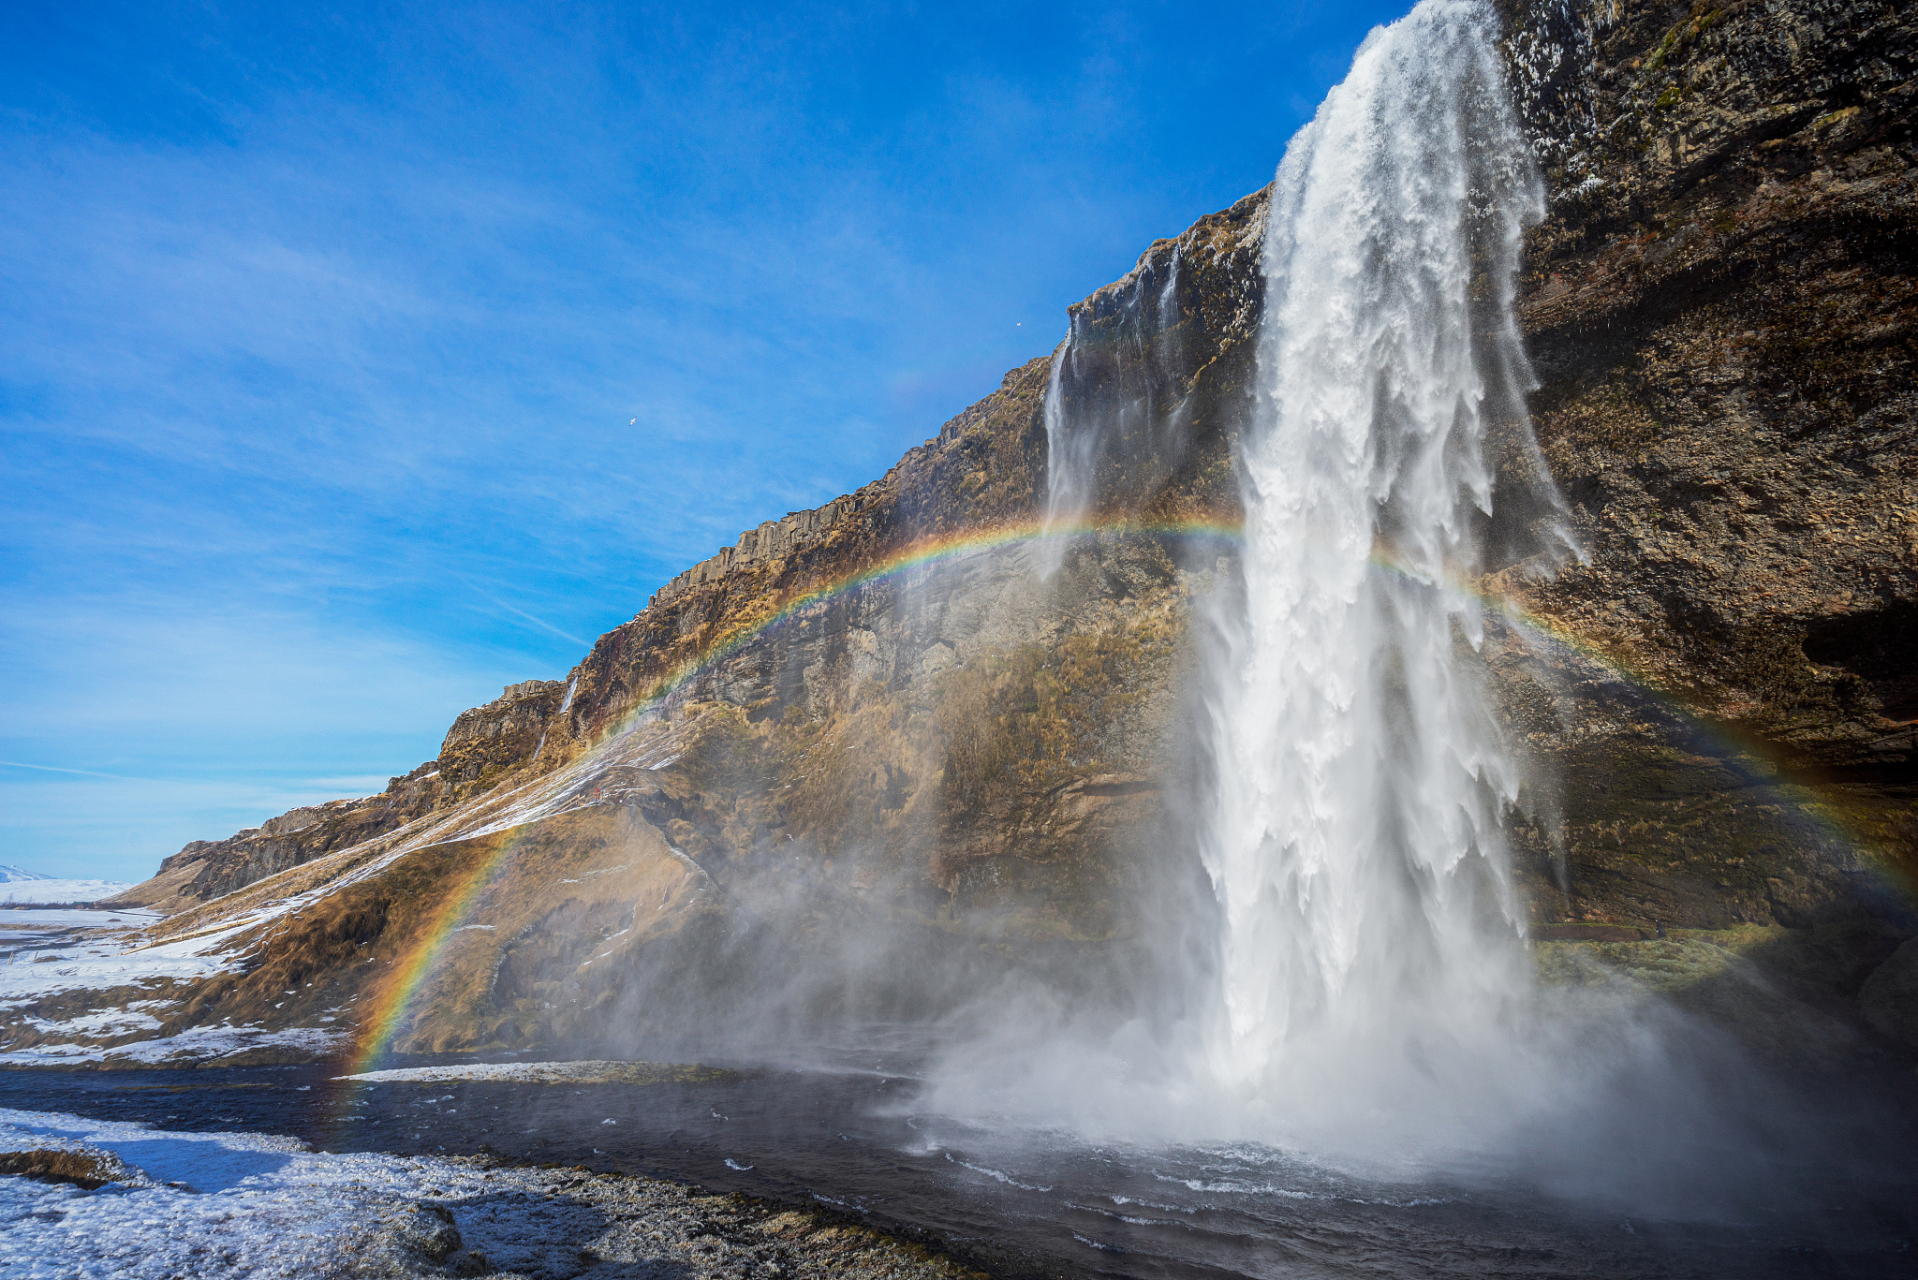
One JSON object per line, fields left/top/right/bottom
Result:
{"left": 0, "top": 865, "right": 53, "bottom": 883}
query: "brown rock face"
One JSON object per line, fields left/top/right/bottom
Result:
{"left": 1501, "top": 0, "right": 1918, "bottom": 758}
{"left": 1479, "top": 0, "right": 1918, "bottom": 1000}
{"left": 65, "top": 0, "right": 1914, "bottom": 1068}
{"left": 438, "top": 680, "right": 570, "bottom": 788}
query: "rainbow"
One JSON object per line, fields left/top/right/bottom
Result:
{"left": 346, "top": 516, "right": 1241, "bottom": 1072}
{"left": 342, "top": 513, "right": 1903, "bottom": 1075}
{"left": 598, "top": 515, "right": 1245, "bottom": 737}
{"left": 350, "top": 836, "right": 524, "bottom": 1073}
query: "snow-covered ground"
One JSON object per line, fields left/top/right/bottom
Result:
{"left": 0, "top": 1107, "right": 968, "bottom": 1280}
{"left": 0, "top": 918, "right": 236, "bottom": 1008}
{"left": 0, "top": 1023, "right": 349, "bottom": 1068}
{"left": 0, "top": 910, "right": 350, "bottom": 1068}
{"left": 0, "top": 880, "right": 133, "bottom": 905}
{"left": 0, "top": 909, "right": 158, "bottom": 933}
{"left": 0, "top": 1107, "right": 490, "bottom": 1279}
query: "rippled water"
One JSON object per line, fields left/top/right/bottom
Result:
{"left": 7, "top": 1055, "right": 1915, "bottom": 1279}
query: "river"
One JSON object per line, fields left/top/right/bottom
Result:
{"left": 6, "top": 1048, "right": 1915, "bottom": 1279}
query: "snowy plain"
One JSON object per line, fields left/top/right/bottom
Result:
{"left": 0, "top": 1107, "right": 478, "bottom": 1279}
{"left": 0, "top": 909, "right": 348, "bottom": 1068}
{"left": 0, "top": 910, "right": 158, "bottom": 935}
{"left": 0, "top": 882, "right": 134, "bottom": 905}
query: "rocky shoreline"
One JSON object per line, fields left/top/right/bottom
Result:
{"left": 0, "top": 1106, "right": 1002, "bottom": 1280}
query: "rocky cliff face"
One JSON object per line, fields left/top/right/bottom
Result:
{"left": 1484, "top": 0, "right": 1918, "bottom": 1049}
{"left": 1503, "top": 0, "right": 1917, "bottom": 758}
{"left": 38, "top": 0, "right": 1914, "bottom": 1069}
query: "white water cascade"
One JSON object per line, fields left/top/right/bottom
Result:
{"left": 1194, "top": 0, "right": 1557, "bottom": 1122}
{"left": 927, "top": 1, "right": 1777, "bottom": 1187}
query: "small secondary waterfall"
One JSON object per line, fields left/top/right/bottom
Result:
{"left": 1195, "top": 0, "right": 1553, "bottom": 1106}
{"left": 532, "top": 675, "right": 579, "bottom": 761}
{"left": 1039, "top": 240, "right": 1190, "bottom": 572}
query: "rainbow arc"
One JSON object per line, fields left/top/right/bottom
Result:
{"left": 341, "top": 514, "right": 1890, "bottom": 1077}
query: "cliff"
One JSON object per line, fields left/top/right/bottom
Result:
{"left": 1487, "top": 0, "right": 1918, "bottom": 1049}
{"left": 1506, "top": 0, "right": 1918, "bottom": 760}
{"left": 24, "top": 0, "right": 1916, "bottom": 1069}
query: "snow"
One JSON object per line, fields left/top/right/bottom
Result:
{"left": 0, "top": 880, "right": 134, "bottom": 905}
{"left": 445, "top": 720, "right": 691, "bottom": 844}
{"left": 0, "top": 927, "right": 239, "bottom": 1012}
{"left": 343, "top": 1060, "right": 732, "bottom": 1086}
{"left": 1, "top": 903, "right": 330, "bottom": 1014}
{"left": 0, "top": 877, "right": 375, "bottom": 1068}
{"left": 0, "top": 1107, "right": 489, "bottom": 1279}
{"left": 348, "top": 1060, "right": 625, "bottom": 1084}
{"left": 25, "top": 1003, "right": 164, "bottom": 1038}
{"left": 0, "top": 1107, "right": 959, "bottom": 1280}
{"left": 0, "top": 909, "right": 159, "bottom": 930}
{"left": 0, "top": 866, "right": 51, "bottom": 883}
{"left": 0, "top": 1023, "right": 347, "bottom": 1067}
{"left": 0, "top": 909, "right": 345, "bottom": 1067}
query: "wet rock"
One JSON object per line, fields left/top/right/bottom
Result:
{"left": 0, "top": 1146, "right": 134, "bottom": 1190}
{"left": 1860, "top": 936, "right": 1918, "bottom": 1049}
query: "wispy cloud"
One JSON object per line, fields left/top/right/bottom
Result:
{"left": 1, "top": 761, "right": 154, "bottom": 782}
{"left": 456, "top": 578, "right": 588, "bottom": 647}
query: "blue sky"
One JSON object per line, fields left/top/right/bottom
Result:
{"left": 3, "top": 0, "right": 1408, "bottom": 881}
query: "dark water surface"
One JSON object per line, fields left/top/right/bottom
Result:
{"left": 4, "top": 1057, "right": 1915, "bottom": 1279}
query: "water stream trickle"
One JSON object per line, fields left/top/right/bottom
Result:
{"left": 1193, "top": 0, "right": 1556, "bottom": 1114}
{"left": 1039, "top": 236, "right": 1190, "bottom": 574}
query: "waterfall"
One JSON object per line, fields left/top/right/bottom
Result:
{"left": 533, "top": 674, "right": 580, "bottom": 761}
{"left": 1039, "top": 240, "right": 1190, "bottom": 573}
{"left": 927, "top": 1, "right": 1748, "bottom": 1173}
{"left": 1196, "top": 0, "right": 1553, "bottom": 1105}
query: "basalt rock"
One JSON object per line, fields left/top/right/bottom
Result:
{"left": 1481, "top": 0, "right": 1918, "bottom": 1050}
{"left": 438, "top": 680, "right": 571, "bottom": 789}
{"left": 1498, "top": 0, "right": 1918, "bottom": 761}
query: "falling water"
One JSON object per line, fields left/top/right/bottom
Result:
{"left": 934, "top": 0, "right": 1745, "bottom": 1176}
{"left": 1039, "top": 239, "right": 1190, "bottom": 572}
{"left": 532, "top": 674, "right": 580, "bottom": 761}
{"left": 1195, "top": 0, "right": 1553, "bottom": 1117}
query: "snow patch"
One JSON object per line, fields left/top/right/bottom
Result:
{"left": 0, "top": 878, "right": 135, "bottom": 904}
{"left": 0, "top": 1023, "right": 347, "bottom": 1067}
{"left": 0, "top": 1108, "right": 487, "bottom": 1279}
{"left": 343, "top": 1059, "right": 734, "bottom": 1086}
{"left": 1, "top": 908, "right": 159, "bottom": 930}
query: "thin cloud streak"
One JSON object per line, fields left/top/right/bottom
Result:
{"left": 1, "top": 761, "right": 155, "bottom": 782}
{"left": 457, "top": 579, "right": 590, "bottom": 647}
